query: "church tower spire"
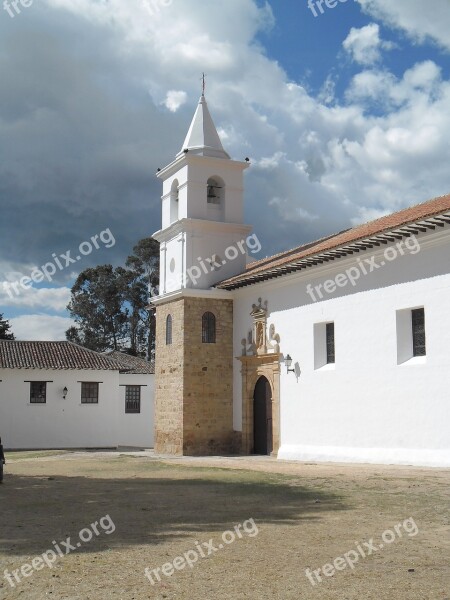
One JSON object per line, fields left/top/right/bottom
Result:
{"left": 153, "top": 92, "right": 251, "bottom": 295}
{"left": 177, "top": 94, "right": 230, "bottom": 160}
{"left": 152, "top": 89, "right": 252, "bottom": 457}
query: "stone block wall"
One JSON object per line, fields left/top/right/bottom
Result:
{"left": 154, "top": 296, "right": 237, "bottom": 455}
{"left": 154, "top": 298, "right": 184, "bottom": 455}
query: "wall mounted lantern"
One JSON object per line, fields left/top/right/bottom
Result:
{"left": 285, "top": 354, "right": 295, "bottom": 374}
{"left": 62, "top": 387, "right": 68, "bottom": 399}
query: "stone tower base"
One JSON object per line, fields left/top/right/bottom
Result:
{"left": 154, "top": 294, "right": 239, "bottom": 456}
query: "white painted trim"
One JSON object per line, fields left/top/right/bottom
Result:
{"left": 151, "top": 287, "right": 233, "bottom": 306}
{"left": 157, "top": 154, "right": 249, "bottom": 180}
{"left": 153, "top": 218, "right": 252, "bottom": 244}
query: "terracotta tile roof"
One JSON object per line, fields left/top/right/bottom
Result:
{"left": 0, "top": 341, "right": 123, "bottom": 371}
{"left": 106, "top": 351, "right": 155, "bottom": 374}
{"left": 217, "top": 193, "right": 450, "bottom": 290}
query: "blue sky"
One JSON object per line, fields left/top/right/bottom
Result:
{"left": 260, "top": 0, "right": 450, "bottom": 96}
{"left": 1, "top": 0, "right": 450, "bottom": 339}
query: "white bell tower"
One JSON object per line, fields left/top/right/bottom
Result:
{"left": 153, "top": 92, "right": 251, "bottom": 295}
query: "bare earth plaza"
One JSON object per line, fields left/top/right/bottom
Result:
{"left": 1, "top": 451, "right": 449, "bottom": 599}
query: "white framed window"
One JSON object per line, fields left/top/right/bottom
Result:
{"left": 396, "top": 307, "right": 427, "bottom": 365}
{"left": 125, "top": 386, "right": 141, "bottom": 414}
{"left": 30, "top": 382, "right": 47, "bottom": 404}
{"left": 81, "top": 382, "right": 99, "bottom": 404}
{"left": 314, "top": 321, "right": 336, "bottom": 370}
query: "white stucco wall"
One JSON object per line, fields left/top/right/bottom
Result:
{"left": 232, "top": 228, "right": 450, "bottom": 467}
{"left": 117, "top": 373, "right": 155, "bottom": 448}
{"left": 158, "top": 221, "right": 252, "bottom": 295}
{"left": 0, "top": 369, "right": 155, "bottom": 450}
{"left": 0, "top": 369, "right": 120, "bottom": 449}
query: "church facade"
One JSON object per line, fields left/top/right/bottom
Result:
{"left": 151, "top": 94, "right": 450, "bottom": 468}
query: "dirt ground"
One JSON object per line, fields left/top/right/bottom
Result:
{"left": 0, "top": 451, "right": 449, "bottom": 600}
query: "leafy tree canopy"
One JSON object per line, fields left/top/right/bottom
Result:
{"left": 0, "top": 314, "right": 15, "bottom": 340}
{"left": 66, "top": 238, "right": 159, "bottom": 357}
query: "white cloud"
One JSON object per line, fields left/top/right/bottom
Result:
{"left": 269, "top": 197, "right": 319, "bottom": 223}
{"left": 163, "top": 90, "right": 187, "bottom": 112}
{"left": 343, "top": 23, "right": 394, "bottom": 65}
{"left": 0, "top": 284, "right": 71, "bottom": 312}
{"left": 357, "top": 0, "right": 450, "bottom": 51}
{"left": 2, "top": 0, "right": 450, "bottom": 265}
{"left": 318, "top": 75, "right": 337, "bottom": 105}
{"left": 10, "top": 315, "right": 74, "bottom": 341}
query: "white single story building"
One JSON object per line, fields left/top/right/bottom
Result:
{"left": 0, "top": 341, "right": 155, "bottom": 450}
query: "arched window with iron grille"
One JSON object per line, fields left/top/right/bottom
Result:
{"left": 166, "top": 314, "right": 173, "bottom": 345}
{"left": 202, "top": 312, "right": 216, "bottom": 344}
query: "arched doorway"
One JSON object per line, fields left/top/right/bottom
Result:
{"left": 253, "top": 376, "right": 273, "bottom": 455}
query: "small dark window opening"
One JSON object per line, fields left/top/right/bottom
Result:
{"left": 202, "top": 312, "right": 216, "bottom": 344}
{"left": 166, "top": 314, "right": 173, "bottom": 345}
{"left": 81, "top": 382, "right": 99, "bottom": 404}
{"left": 30, "top": 382, "right": 47, "bottom": 404}
{"left": 326, "top": 322, "right": 335, "bottom": 364}
{"left": 412, "top": 308, "right": 426, "bottom": 357}
{"left": 125, "top": 386, "right": 141, "bottom": 414}
{"left": 207, "top": 178, "right": 222, "bottom": 205}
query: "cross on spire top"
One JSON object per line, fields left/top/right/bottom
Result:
{"left": 201, "top": 72, "right": 206, "bottom": 96}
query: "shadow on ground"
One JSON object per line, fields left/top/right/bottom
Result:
{"left": 0, "top": 463, "right": 347, "bottom": 557}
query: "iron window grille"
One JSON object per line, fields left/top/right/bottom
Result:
{"left": 166, "top": 314, "right": 173, "bottom": 345}
{"left": 326, "top": 322, "right": 335, "bottom": 364}
{"left": 81, "top": 382, "right": 99, "bottom": 404}
{"left": 30, "top": 382, "right": 47, "bottom": 404}
{"left": 125, "top": 386, "right": 141, "bottom": 414}
{"left": 202, "top": 312, "right": 216, "bottom": 344}
{"left": 412, "top": 308, "right": 426, "bottom": 357}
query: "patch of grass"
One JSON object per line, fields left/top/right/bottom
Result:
{"left": 5, "top": 450, "right": 72, "bottom": 461}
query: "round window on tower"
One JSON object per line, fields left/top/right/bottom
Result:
{"left": 169, "top": 258, "right": 176, "bottom": 273}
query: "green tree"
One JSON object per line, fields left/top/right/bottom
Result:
{"left": 66, "top": 238, "right": 159, "bottom": 356}
{"left": 125, "top": 238, "right": 159, "bottom": 358}
{"left": 0, "top": 314, "right": 15, "bottom": 340}
{"left": 66, "top": 265, "right": 128, "bottom": 352}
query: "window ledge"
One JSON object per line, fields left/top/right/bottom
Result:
{"left": 315, "top": 363, "right": 336, "bottom": 372}
{"left": 399, "top": 356, "right": 427, "bottom": 366}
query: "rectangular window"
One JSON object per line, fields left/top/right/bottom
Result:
{"left": 166, "top": 315, "right": 172, "bottom": 345}
{"left": 30, "top": 382, "right": 46, "bottom": 404}
{"left": 202, "top": 312, "right": 216, "bottom": 344}
{"left": 326, "top": 322, "right": 335, "bottom": 364}
{"left": 125, "top": 386, "right": 141, "bottom": 414}
{"left": 412, "top": 308, "right": 426, "bottom": 357}
{"left": 81, "top": 382, "right": 99, "bottom": 404}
